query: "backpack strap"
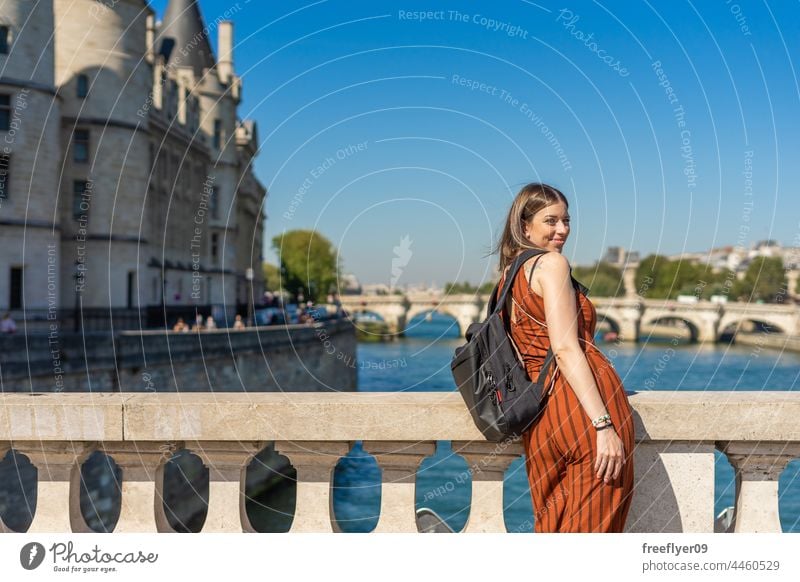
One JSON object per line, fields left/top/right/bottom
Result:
{"left": 571, "top": 270, "right": 590, "bottom": 296}
{"left": 488, "top": 249, "right": 545, "bottom": 316}
{"left": 535, "top": 347, "right": 556, "bottom": 386}
{"left": 490, "top": 252, "right": 590, "bottom": 315}
{"left": 489, "top": 250, "right": 586, "bottom": 390}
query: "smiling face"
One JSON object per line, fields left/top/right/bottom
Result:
{"left": 522, "top": 201, "right": 570, "bottom": 253}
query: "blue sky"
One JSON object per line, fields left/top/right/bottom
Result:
{"left": 151, "top": 0, "right": 800, "bottom": 286}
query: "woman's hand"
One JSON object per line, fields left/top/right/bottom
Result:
{"left": 594, "top": 427, "right": 625, "bottom": 484}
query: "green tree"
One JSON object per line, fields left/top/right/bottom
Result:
{"left": 733, "top": 256, "right": 787, "bottom": 303}
{"left": 635, "top": 255, "right": 710, "bottom": 299}
{"left": 634, "top": 254, "right": 666, "bottom": 299}
{"left": 445, "top": 281, "right": 478, "bottom": 294}
{"left": 572, "top": 262, "right": 625, "bottom": 298}
{"left": 271, "top": 230, "right": 340, "bottom": 303}
{"left": 262, "top": 262, "right": 281, "bottom": 292}
{"left": 692, "top": 269, "right": 735, "bottom": 301}
{"left": 478, "top": 281, "right": 497, "bottom": 294}
{"left": 668, "top": 260, "right": 707, "bottom": 300}
{"left": 702, "top": 275, "right": 733, "bottom": 299}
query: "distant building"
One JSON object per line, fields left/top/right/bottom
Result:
{"left": 0, "top": 0, "right": 266, "bottom": 316}
{"left": 339, "top": 273, "right": 362, "bottom": 295}
{"left": 602, "top": 246, "right": 625, "bottom": 265}
{"left": 362, "top": 283, "right": 392, "bottom": 296}
{"left": 707, "top": 246, "right": 734, "bottom": 271}
{"left": 751, "top": 239, "right": 781, "bottom": 258}
{"left": 784, "top": 247, "right": 800, "bottom": 270}
{"left": 602, "top": 246, "right": 639, "bottom": 268}
{"left": 669, "top": 241, "right": 800, "bottom": 274}
{"left": 669, "top": 251, "right": 706, "bottom": 263}
{"left": 406, "top": 282, "right": 442, "bottom": 295}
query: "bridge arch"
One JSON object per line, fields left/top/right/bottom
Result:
{"left": 640, "top": 315, "right": 702, "bottom": 343}
{"left": 718, "top": 316, "right": 787, "bottom": 339}
{"left": 405, "top": 306, "right": 464, "bottom": 335}
{"left": 593, "top": 309, "right": 622, "bottom": 340}
{"left": 349, "top": 309, "right": 386, "bottom": 323}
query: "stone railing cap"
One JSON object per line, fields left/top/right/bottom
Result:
{"left": 1, "top": 392, "right": 798, "bottom": 443}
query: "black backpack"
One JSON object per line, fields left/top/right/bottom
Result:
{"left": 451, "top": 249, "right": 586, "bottom": 441}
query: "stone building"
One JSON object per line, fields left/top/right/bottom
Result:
{"left": 0, "top": 0, "right": 266, "bottom": 321}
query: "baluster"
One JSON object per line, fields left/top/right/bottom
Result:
{"left": 452, "top": 441, "right": 522, "bottom": 532}
{"left": 106, "top": 442, "right": 177, "bottom": 532}
{"left": 187, "top": 441, "right": 261, "bottom": 532}
{"left": 274, "top": 441, "right": 350, "bottom": 532}
{"left": 720, "top": 441, "right": 798, "bottom": 533}
{"left": 14, "top": 442, "right": 94, "bottom": 533}
{"left": 0, "top": 442, "right": 12, "bottom": 532}
{"left": 627, "top": 442, "right": 715, "bottom": 532}
{"left": 362, "top": 441, "right": 435, "bottom": 532}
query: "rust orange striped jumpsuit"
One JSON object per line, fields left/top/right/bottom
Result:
{"left": 497, "top": 257, "right": 635, "bottom": 533}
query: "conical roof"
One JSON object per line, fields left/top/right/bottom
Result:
{"left": 157, "top": 0, "right": 216, "bottom": 76}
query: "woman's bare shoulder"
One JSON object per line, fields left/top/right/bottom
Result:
{"left": 523, "top": 251, "right": 569, "bottom": 275}
{"left": 525, "top": 252, "right": 571, "bottom": 294}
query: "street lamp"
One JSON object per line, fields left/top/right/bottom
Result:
{"left": 245, "top": 267, "right": 254, "bottom": 326}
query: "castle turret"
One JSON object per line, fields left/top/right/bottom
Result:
{"left": 157, "top": 0, "right": 216, "bottom": 78}
{"left": 52, "top": 0, "right": 154, "bottom": 310}
{"left": 0, "top": 0, "right": 62, "bottom": 311}
{"left": 152, "top": 1, "right": 245, "bottom": 314}
{"left": 217, "top": 21, "right": 234, "bottom": 85}
{"left": 235, "top": 120, "right": 267, "bottom": 307}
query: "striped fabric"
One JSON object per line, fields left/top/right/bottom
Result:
{"left": 497, "top": 257, "right": 635, "bottom": 532}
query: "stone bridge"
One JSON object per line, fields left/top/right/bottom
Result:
{"left": 340, "top": 293, "right": 800, "bottom": 342}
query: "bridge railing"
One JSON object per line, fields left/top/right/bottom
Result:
{"left": 341, "top": 293, "right": 800, "bottom": 341}
{"left": 1, "top": 392, "right": 798, "bottom": 533}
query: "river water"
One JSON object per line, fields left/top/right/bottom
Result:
{"left": 332, "top": 313, "right": 800, "bottom": 533}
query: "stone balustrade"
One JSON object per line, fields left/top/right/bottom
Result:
{"left": 1, "top": 392, "right": 799, "bottom": 533}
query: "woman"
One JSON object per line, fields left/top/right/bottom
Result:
{"left": 493, "top": 183, "right": 635, "bottom": 533}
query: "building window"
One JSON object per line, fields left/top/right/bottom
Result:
{"left": 182, "top": 87, "right": 189, "bottom": 123}
{"left": 0, "top": 26, "right": 9, "bottom": 55}
{"left": 73, "top": 180, "right": 88, "bottom": 219}
{"left": 73, "top": 129, "right": 89, "bottom": 163}
{"left": 190, "top": 98, "right": 199, "bottom": 134}
{"left": 76, "top": 74, "right": 89, "bottom": 98}
{"left": 0, "top": 153, "right": 9, "bottom": 200}
{"left": 0, "top": 94, "right": 10, "bottom": 130}
{"left": 213, "top": 119, "right": 222, "bottom": 149}
{"left": 210, "top": 186, "right": 219, "bottom": 219}
{"left": 171, "top": 153, "right": 179, "bottom": 185}
{"left": 9, "top": 266, "right": 23, "bottom": 310}
{"left": 169, "top": 84, "right": 178, "bottom": 120}
{"left": 158, "top": 150, "right": 166, "bottom": 183}
{"left": 211, "top": 233, "right": 219, "bottom": 263}
{"left": 127, "top": 272, "right": 135, "bottom": 308}
{"left": 148, "top": 144, "right": 155, "bottom": 184}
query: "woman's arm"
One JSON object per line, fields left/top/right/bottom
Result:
{"left": 533, "top": 252, "right": 607, "bottom": 423}
{"left": 532, "top": 251, "right": 625, "bottom": 483}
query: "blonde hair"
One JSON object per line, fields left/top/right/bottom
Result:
{"left": 491, "top": 182, "right": 569, "bottom": 272}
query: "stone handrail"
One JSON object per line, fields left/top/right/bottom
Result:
{"left": 1, "top": 392, "right": 798, "bottom": 533}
